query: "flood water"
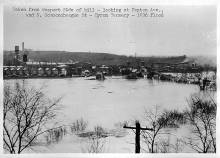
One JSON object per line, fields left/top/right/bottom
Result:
{"left": 4, "top": 77, "right": 204, "bottom": 130}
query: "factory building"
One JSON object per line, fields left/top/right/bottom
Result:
{"left": 3, "top": 42, "right": 113, "bottom": 79}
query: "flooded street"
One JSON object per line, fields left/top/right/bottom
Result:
{"left": 4, "top": 77, "right": 202, "bottom": 129}
{"left": 4, "top": 77, "right": 216, "bottom": 153}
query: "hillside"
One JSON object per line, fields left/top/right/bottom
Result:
{"left": 3, "top": 50, "right": 215, "bottom": 67}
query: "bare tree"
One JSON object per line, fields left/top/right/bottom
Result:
{"left": 82, "top": 125, "right": 106, "bottom": 153}
{"left": 158, "top": 136, "right": 171, "bottom": 153}
{"left": 70, "top": 118, "right": 88, "bottom": 134}
{"left": 3, "top": 83, "right": 61, "bottom": 154}
{"left": 141, "top": 106, "right": 185, "bottom": 153}
{"left": 171, "top": 138, "right": 184, "bottom": 153}
{"left": 45, "top": 126, "right": 67, "bottom": 144}
{"left": 183, "top": 95, "right": 216, "bottom": 153}
{"left": 84, "top": 136, "right": 106, "bottom": 153}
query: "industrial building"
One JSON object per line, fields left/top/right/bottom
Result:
{"left": 3, "top": 43, "right": 113, "bottom": 79}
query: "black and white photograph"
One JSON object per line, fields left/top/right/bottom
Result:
{"left": 2, "top": 2, "right": 217, "bottom": 155}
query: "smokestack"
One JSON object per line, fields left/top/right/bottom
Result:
{"left": 15, "top": 45, "right": 19, "bottom": 53}
{"left": 22, "top": 42, "right": 24, "bottom": 52}
{"left": 15, "top": 45, "right": 19, "bottom": 58}
{"left": 14, "top": 45, "right": 19, "bottom": 66}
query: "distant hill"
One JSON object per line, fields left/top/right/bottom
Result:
{"left": 189, "top": 55, "right": 216, "bottom": 67}
{"left": 3, "top": 50, "right": 216, "bottom": 67}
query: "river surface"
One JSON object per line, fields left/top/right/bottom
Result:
{"left": 4, "top": 77, "right": 203, "bottom": 130}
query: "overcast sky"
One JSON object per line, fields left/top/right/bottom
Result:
{"left": 4, "top": 5, "right": 216, "bottom": 57}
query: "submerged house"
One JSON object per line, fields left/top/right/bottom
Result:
{"left": 16, "top": 67, "right": 23, "bottom": 76}
{"left": 96, "top": 72, "right": 105, "bottom": 80}
{"left": 52, "top": 68, "right": 59, "bottom": 76}
{"left": 82, "top": 70, "right": 90, "bottom": 77}
{"left": 3, "top": 67, "right": 10, "bottom": 76}
{"left": 10, "top": 67, "right": 16, "bottom": 76}
{"left": 60, "top": 68, "right": 67, "bottom": 76}
{"left": 99, "top": 65, "right": 109, "bottom": 75}
{"left": 31, "top": 67, "right": 38, "bottom": 76}
{"left": 58, "top": 65, "right": 67, "bottom": 77}
{"left": 38, "top": 67, "right": 44, "bottom": 76}
{"left": 45, "top": 68, "right": 52, "bottom": 76}
{"left": 23, "top": 67, "right": 29, "bottom": 76}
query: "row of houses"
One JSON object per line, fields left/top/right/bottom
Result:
{"left": 3, "top": 61, "right": 113, "bottom": 78}
{"left": 3, "top": 66, "right": 67, "bottom": 78}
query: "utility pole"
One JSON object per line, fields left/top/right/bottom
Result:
{"left": 123, "top": 121, "right": 153, "bottom": 153}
